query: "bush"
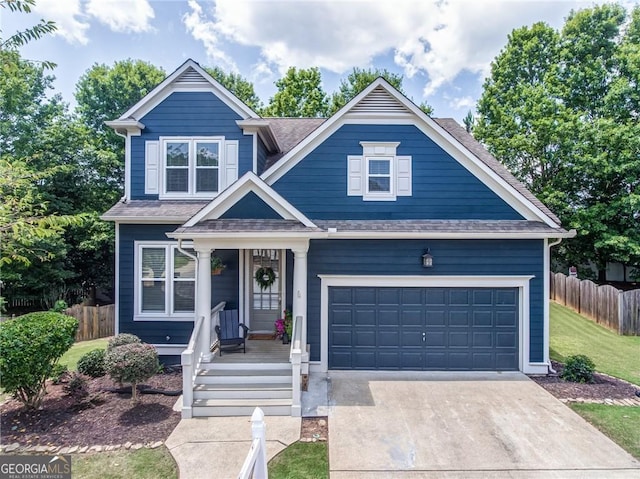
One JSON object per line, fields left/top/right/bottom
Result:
{"left": 105, "top": 343, "right": 159, "bottom": 402}
{"left": 50, "top": 300, "right": 68, "bottom": 313}
{"left": 561, "top": 354, "right": 596, "bottom": 383}
{"left": 107, "top": 333, "right": 141, "bottom": 351}
{"left": 64, "top": 372, "right": 89, "bottom": 401}
{"left": 0, "top": 312, "right": 78, "bottom": 408}
{"left": 50, "top": 363, "right": 69, "bottom": 384}
{"left": 77, "top": 348, "right": 106, "bottom": 378}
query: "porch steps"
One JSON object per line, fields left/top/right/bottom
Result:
{"left": 191, "top": 360, "right": 293, "bottom": 416}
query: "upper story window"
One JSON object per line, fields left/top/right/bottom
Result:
{"left": 347, "top": 141, "right": 412, "bottom": 201}
{"left": 163, "top": 138, "right": 221, "bottom": 196}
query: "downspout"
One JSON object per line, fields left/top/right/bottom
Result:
{"left": 546, "top": 237, "right": 564, "bottom": 374}
{"left": 177, "top": 239, "right": 197, "bottom": 262}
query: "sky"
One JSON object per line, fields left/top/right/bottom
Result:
{"left": 6, "top": 0, "right": 640, "bottom": 123}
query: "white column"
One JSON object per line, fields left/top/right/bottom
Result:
{"left": 292, "top": 247, "right": 308, "bottom": 356}
{"left": 196, "top": 248, "right": 212, "bottom": 361}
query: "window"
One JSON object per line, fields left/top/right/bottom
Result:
{"left": 138, "top": 243, "right": 195, "bottom": 318}
{"left": 347, "top": 141, "right": 412, "bottom": 201}
{"left": 162, "top": 138, "right": 221, "bottom": 197}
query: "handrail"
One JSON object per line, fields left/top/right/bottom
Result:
{"left": 211, "top": 300, "right": 227, "bottom": 344}
{"left": 289, "top": 315, "right": 304, "bottom": 417}
{"left": 289, "top": 314, "right": 303, "bottom": 360}
{"left": 181, "top": 315, "right": 205, "bottom": 418}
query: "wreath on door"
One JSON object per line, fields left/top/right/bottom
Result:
{"left": 255, "top": 266, "right": 276, "bottom": 290}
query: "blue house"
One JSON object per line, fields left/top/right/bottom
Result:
{"left": 102, "top": 59, "right": 574, "bottom": 417}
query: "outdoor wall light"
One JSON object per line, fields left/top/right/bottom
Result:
{"left": 422, "top": 249, "right": 433, "bottom": 268}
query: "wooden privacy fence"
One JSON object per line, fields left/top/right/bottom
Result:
{"left": 550, "top": 273, "right": 640, "bottom": 335}
{"left": 65, "top": 304, "right": 115, "bottom": 341}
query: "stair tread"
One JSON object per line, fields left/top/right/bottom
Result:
{"left": 193, "top": 398, "right": 292, "bottom": 406}
{"left": 194, "top": 383, "right": 292, "bottom": 391}
{"left": 197, "top": 369, "right": 291, "bottom": 377}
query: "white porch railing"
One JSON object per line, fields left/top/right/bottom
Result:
{"left": 238, "top": 407, "right": 268, "bottom": 479}
{"left": 289, "top": 315, "right": 303, "bottom": 417}
{"left": 181, "top": 301, "right": 226, "bottom": 419}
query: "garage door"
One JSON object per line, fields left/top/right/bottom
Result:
{"left": 329, "top": 287, "right": 519, "bottom": 370}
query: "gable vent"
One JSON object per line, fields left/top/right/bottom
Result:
{"left": 349, "top": 86, "right": 412, "bottom": 115}
{"left": 175, "top": 67, "right": 210, "bottom": 86}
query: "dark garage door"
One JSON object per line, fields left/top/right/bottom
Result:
{"left": 329, "top": 286, "right": 519, "bottom": 370}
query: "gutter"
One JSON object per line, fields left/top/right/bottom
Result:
{"left": 546, "top": 235, "right": 569, "bottom": 374}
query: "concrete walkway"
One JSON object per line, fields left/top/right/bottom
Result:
{"left": 165, "top": 415, "right": 300, "bottom": 479}
{"left": 325, "top": 371, "right": 640, "bottom": 478}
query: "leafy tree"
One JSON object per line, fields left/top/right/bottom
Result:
{"left": 262, "top": 67, "right": 328, "bottom": 117}
{"left": 475, "top": 4, "right": 640, "bottom": 280}
{"left": 462, "top": 110, "right": 474, "bottom": 133}
{"left": 204, "top": 66, "right": 262, "bottom": 111}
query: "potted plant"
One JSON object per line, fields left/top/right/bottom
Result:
{"left": 210, "top": 256, "right": 226, "bottom": 275}
{"left": 274, "top": 310, "right": 293, "bottom": 344}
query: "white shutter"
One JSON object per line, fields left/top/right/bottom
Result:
{"left": 224, "top": 140, "right": 239, "bottom": 188}
{"left": 347, "top": 155, "right": 364, "bottom": 196}
{"left": 145, "top": 141, "right": 160, "bottom": 194}
{"left": 396, "top": 155, "right": 412, "bottom": 196}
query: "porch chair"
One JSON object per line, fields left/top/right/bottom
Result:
{"left": 214, "top": 309, "right": 249, "bottom": 355}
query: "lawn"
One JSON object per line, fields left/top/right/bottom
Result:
{"left": 550, "top": 302, "right": 640, "bottom": 385}
{"left": 59, "top": 337, "right": 109, "bottom": 371}
{"left": 71, "top": 447, "right": 178, "bottom": 479}
{"left": 570, "top": 404, "right": 640, "bottom": 459}
{"left": 268, "top": 441, "right": 328, "bottom": 479}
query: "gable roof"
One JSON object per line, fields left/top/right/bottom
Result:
{"left": 184, "top": 171, "right": 316, "bottom": 228}
{"left": 106, "top": 59, "right": 259, "bottom": 129}
{"left": 260, "top": 77, "right": 562, "bottom": 228}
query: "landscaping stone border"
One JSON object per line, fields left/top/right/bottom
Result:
{"left": 0, "top": 441, "right": 164, "bottom": 454}
{"left": 560, "top": 397, "right": 640, "bottom": 406}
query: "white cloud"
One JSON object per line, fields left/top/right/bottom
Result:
{"left": 32, "top": 0, "right": 89, "bottom": 45}
{"left": 449, "top": 96, "right": 476, "bottom": 110}
{"left": 182, "top": 0, "right": 238, "bottom": 73}
{"left": 85, "top": 0, "right": 155, "bottom": 33}
{"left": 183, "top": 0, "right": 612, "bottom": 100}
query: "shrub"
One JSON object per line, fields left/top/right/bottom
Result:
{"left": 107, "top": 333, "right": 141, "bottom": 351}
{"left": 77, "top": 349, "right": 106, "bottom": 378}
{"left": 0, "top": 312, "right": 78, "bottom": 408}
{"left": 64, "top": 372, "right": 89, "bottom": 401}
{"left": 50, "top": 300, "right": 68, "bottom": 313}
{"left": 561, "top": 354, "right": 596, "bottom": 383}
{"left": 105, "top": 343, "right": 159, "bottom": 402}
{"left": 50, "top": 363, "right": 69, "bottom": 384}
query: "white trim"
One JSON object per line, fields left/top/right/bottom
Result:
{"left": 252, "top": 133, "right": 258, "bottom": 174}
{"left": 260, "top": 78, "right": 560, "bottom": 228}
{"left": 133, "top": 241, "right": 196, "bottom": 321}
{"left": 243, "top": 249, "right": 251, "bottom": 327}
{"left": 322, "top": 230, "right": 573, "bottom": 240}
{"left": 115, "top": 59, "right": 258, "bottom": 122}
{"left": 153, "top": 344, "right": 188, "bottom": 356}
{"left": 124, "top": 135, "right": 131, "bottom": 200}
{"left": 239, "top": 249, "right": 245, "bottom": 324}
{"left": 114, "top": 223, "right": 120, "bottom": 335}
{"left": 543, "top": 238, "right": 550, "bottom": 367}
{"left": 102, "top": 216, "right": 196, "bottom": 224}
{"left": 364, "top": 156, "right": 394, "bottom": 201}
{"left": 183, "top": 171, "right": 316, "bottom": 228}
{"left": 244, "top": 248, "right": 287, "bottom": 330}
{"left": 317, "top": 275, "right": 536, "bottom": 374}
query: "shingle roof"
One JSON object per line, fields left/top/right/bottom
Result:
{"left": 264, "top": 118, "right": 326, "bottom": 169}
{"left": 173, "top": 219, "right": 323, "bottom": 234}
{"left": 101, "top": 200, "right": 209, "bottom": 221}
{"left": 433, "top": 118, "right": 561, "bottom": 225}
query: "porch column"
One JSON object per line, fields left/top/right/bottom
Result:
{"left": 292, "top": 246, "right": 308, "bottom": 357}
{"left": 195, "top": 248, "right": 212, "bottom": 361}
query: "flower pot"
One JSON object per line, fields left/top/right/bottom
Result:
{"left": 282, "top": 332, "right": 290, "bottom": 344}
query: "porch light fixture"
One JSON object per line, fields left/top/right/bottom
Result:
{"left": 422, "top": 249, "right": 433, "bottom": 268}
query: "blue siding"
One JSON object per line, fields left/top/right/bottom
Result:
{"left": 256, "top": 137, "right": 268, "bottom": 175}
{"left": 131, "top": 91, "right": 252, "bottom": 199}
{"left": 273, "top": 124, "right": 523, "bottom": 220}
{"left": 220, "top": 191, "right": 283, "bottom": 219}
{"left": 118, "top": 224, "right": 239, "bottom": 347}
{"left": 305, "top": 239, "right": 544, "bottom": 363}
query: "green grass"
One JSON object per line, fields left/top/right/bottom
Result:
{"left": 59, "top": 338, "right": 109, "bottom": 371}
{"left": 71, "top": 447, "right": 178, "bottom": 479}
{"left": 570, "top": 403, "right": 640, "bottom": 459}
{"left": 550, "top": 302, "right": 640, "bottom": 385}
{"left": 268, "top": 441, "right": 329, "bottom": 479}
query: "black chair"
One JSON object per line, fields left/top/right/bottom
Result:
{"left": 214, "top": 309, "right": 249, "bottom": 355}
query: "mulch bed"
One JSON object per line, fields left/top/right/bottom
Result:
{"left": 300, "top": 416, "right": 328, "bottom": 442}
{"left": 529, "top": 361, "right": 640, "bottom": 401}
{"left": 0, "top": 370, "right": 182, "bottom": 448}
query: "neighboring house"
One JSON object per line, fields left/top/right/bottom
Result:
{"left": 102, "top": 59, "right": 574, "bottom": 417}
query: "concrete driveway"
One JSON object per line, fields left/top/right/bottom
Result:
{"left": 326, "top": 371, "right": 640, "bottom": 478}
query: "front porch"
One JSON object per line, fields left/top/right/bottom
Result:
{"left": 212, "top": 338, "right": 290, "bottom": 364}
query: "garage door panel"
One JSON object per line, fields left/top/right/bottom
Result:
{"left": 329, "top": 286, "right": 519, "bottom": 371}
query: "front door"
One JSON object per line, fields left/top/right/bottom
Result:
{"left": 250, "top": 249, "right": 282, "bottom": 332}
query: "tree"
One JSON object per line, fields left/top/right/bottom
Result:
{"left": 475, "top": 4, "right": 640, "bottom": 280}
{"left": 262, "top": 67, "right": 328, "bottom": 117}
{"left": 462, "top": 110, "right": 474, "bottom": 133}
{"left": 204, "top": 66, "right": 262, "bottom": 111}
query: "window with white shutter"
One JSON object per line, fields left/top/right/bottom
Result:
{"left": 348, "top": 142, "right": 411, "bottom": 201}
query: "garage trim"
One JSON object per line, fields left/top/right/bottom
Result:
{"left": 317, "top": 275, "right": 536, "bottom": 373}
